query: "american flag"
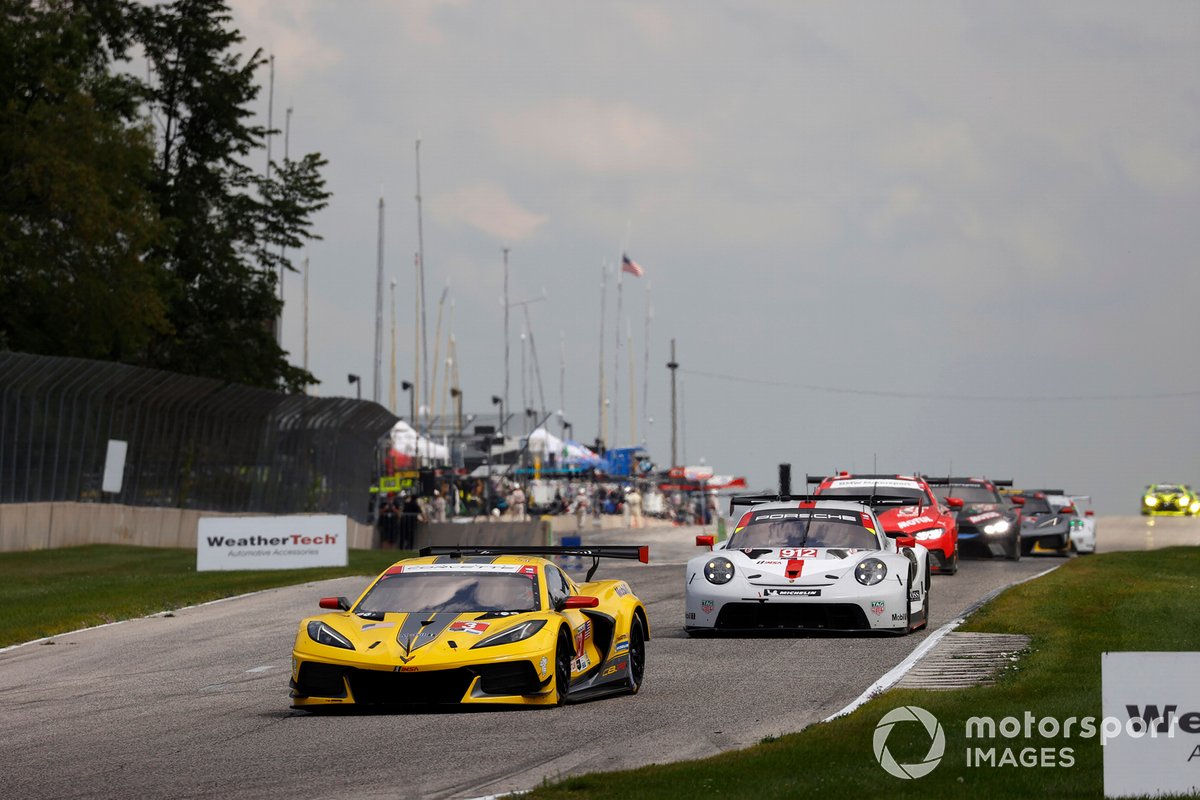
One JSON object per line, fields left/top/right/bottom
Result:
{"left": 621, "top": 254, "right": 645, "bottom": 277}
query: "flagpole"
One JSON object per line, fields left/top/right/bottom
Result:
{"left": 613, "top": 264, "right": 622, "bottom": 446}
{"left": 596, "top": 262, "right": 607, "bottom": 451}
{"left": 642, "top": 280, "right": 652, "bottom": 447}
{"left": 628, "top": 320, "right": 635, "bottom": 446}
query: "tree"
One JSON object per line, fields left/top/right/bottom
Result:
{"left": 135, "top": 0, "right": 328, "bottom": 392}
{"left": 0, "top": 0, "right": 169, "bottom": 360}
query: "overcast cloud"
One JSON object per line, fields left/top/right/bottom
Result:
{"left": 230, "top": 1, "right": 1199, "bottom": 513}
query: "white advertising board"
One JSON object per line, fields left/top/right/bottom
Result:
{"left": 1102, "top": 651, "right": 1200, "bottom": 797}
{"left": 197, "top": 515, "right": 348, "bottom": 571}
{"left": 101, "top": 439, "right": 127, "bottom": 493}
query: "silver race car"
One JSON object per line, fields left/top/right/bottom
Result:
{"left": 685, "top": 493, "right": 930, "bottom": 636}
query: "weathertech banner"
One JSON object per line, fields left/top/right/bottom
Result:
{"left": 197, "top": 515, "right": 348, "bottom": 571}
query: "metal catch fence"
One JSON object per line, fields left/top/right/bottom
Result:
{"left": 0, "top": 351, "right": 397, "bottom": 523}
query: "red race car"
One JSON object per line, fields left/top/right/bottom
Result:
{"left": 808, "top": 472, "right": 960, "bottom": 574}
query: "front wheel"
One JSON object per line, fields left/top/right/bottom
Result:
{"left": 1007, "top": 535, "right": 1022, "bottom": 560}
{"left": 625, "top": 616, "right": 646, "bottom": 694}
{"left": 554, "top": 631, "right": 572, "bottom": 706}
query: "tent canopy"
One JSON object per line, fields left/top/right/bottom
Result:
{"left": 390, "top": 420, "right": 450, "bottom": 459}
{"left": 527, "top": 427, "right": 601, "bottom": 465}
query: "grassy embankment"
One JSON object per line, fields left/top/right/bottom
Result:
{"left": 4, "top": 545, "right": 1197, "bottom": 798}
{"left": 0, "top": 544, "right": 405, "bottom": 648}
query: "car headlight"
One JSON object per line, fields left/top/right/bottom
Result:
{"left": 1177, "top": 497, "right": 1189, "bottom": 508}
{"left": 913, "top": 528, "right": 943, "bottom": 541}
{"left": 1191, "top": 501, "right": 1200, "bottom": 513}
{"left": 1145, "top": 496, "right": 1158, "bottom": 507}
{"left": 307, "top": 621, "right": 355, "bottom": 650}
{"left": 703, "top": 557, "right": 735, "bottom": 585}
{"left": 470, "top": 619, "right": 547, "bottom": 649}
{"left": 855, "top": 558, "right": 887, "bottom": 586}
{"left": 984, "top": 519, "right": 1011, "bottom": 534}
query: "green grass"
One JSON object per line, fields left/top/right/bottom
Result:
{"left": 0, "top": 544, "right": 407, "bottom": 648}
{"left": 526, "top": 548, "right": 1200, "bottom": 800}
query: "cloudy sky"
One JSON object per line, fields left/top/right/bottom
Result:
{"left": 230, "top": 1, "right": 1199, "bottom": 513}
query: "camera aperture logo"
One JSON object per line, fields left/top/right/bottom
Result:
{"left": 873, "top": 706, "right": 946, "bottom": 779}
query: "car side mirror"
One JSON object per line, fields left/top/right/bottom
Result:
{"left": 1085, "top": 510, "right": 1094, "bottom": 517}
{"left": 319, "top": 596, "right": 350, "bottom": 611}
{"left": 896, "top": 535, "right": 917, "bottom": 549}
{"left": 561, "top": 595, "right": 599, "bottom": 609}
{"left": 1060, "top": 505, "right": 1076, "bottom": 514}
{"left": 1011, "top": 496, "right": 1026, "bottom": 506}
{"left": 945, "top": 497, "right": 964, "bottom": 509}
{"left": 696, "top": 534, "right": 715, "bottom": 549}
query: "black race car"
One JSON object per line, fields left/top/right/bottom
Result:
{"left": 926, "top": 477, "right": 1021, "bottom": 560}
{"left": 1008, "top": 490, "right": 1072, "bottom": 556}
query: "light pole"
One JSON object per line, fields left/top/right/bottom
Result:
{"left": 401, "top": 380, "right": 415, "bottom": 424}
{"left": 347, "top": 373, "right": 361, "bottom": 401}
{"left": 450, "top": 387, "right": 463, "bottom": 435}
{"left": 401, "top": 380, "right": 416, "bottom": 468}
{"left": 667, "top": 338, "right": 679, "bottom": 468}
{"left": 492, "top": 395, "right": 504, "bottom": 437}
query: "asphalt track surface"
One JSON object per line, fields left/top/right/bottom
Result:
{"left": 3, "top": 517, "right": 1194, "bottom": 800}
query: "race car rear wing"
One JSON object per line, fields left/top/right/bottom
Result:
{"left": 419, "top": 545, "right": 649, "bottom": 582}
{"left": 804, "top": 473, "right": 915, "bottom": 484}
{"left": 727, "top": 492, "right": 918, "bottom": 515}
{"left": 923, "top": 477, "right": 1013, "bottom": 487}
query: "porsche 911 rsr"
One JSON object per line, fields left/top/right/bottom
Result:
{"left": 927, "top": 477, "right": 1021, "bottom": 560}
{"left": 809, "top": 472, "right": 960, "bottom": 574}
{"left": 1009, "top": 490, "right": 1072, "bottom": 556}
{"left": 685, "top": 494, "right": 930, "bottom": 636}
{"left": 290, "top": 546, "right": 650, "bottom": 709}
{"left": 1047, "top": 494, "right": 1096, "bottom": 554}
{"left": 1141, "top": 484, "right": 1199, "bottom": 517}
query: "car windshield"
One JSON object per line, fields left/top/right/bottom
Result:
{"left": 1020, "top": 496, "right": 1052, "bottom": 513}
{"left": 355, "top": 571, "right": 541, "bottom": 615}
{"left": 820, "top": 483, "right": 928, "bottom": 503}
{"left": 1152, "top": 485, "right": 1183, "bottom": 494}
{"left": 938, "top": 485, "right": 999, "bottom": 504}
{"left": 728, "top": 513, "right": 879, "bottom": 550}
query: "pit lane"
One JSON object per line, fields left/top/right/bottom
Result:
{"left": 3, "top": 518, "right": 1186, "bottom": 800}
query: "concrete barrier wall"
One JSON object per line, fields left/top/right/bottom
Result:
{"left": 415, "top": 521, "right": 551, "bottom": 551}
{"left": 0, "top": 503, "right": 550, "bottom": 553}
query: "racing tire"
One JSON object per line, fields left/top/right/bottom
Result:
{"left": 554, "top": 630, "right": 572, "bottom": 706}
{"left": 945, "top": 547, "right": 959, "bottom": 575}
{"left": 1006, "top": 535, "right": 1022, "bottom": 561}
{"left": 894, "top": 573, "right": 915, "bottom": 636}
{"left": 625, "top": 617, "right": 646, "bottom": 695}
{"left": 914, "top": 561, "right": 931, "bottom": 631}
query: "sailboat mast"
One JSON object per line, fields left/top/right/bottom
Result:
{"left": 415, "top": 140, "right": 428, "bottom": 421}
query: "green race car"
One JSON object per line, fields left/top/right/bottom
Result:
{"left": 1141, "top": 483, "right": 1200, "bottom": 516}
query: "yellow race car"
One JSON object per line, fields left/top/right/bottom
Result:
{"left": 1141, "top": 484, "right": 1200, "bottom": 516}
{"left": 290, "top": 545, "right": 650, "bottom": 709}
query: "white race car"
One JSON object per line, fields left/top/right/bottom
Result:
{"left": 685, "top": 494, "right": 931, "bottom": 635}
{"left": 1046, "top": 493, "right": 1097, "bottom": 554}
